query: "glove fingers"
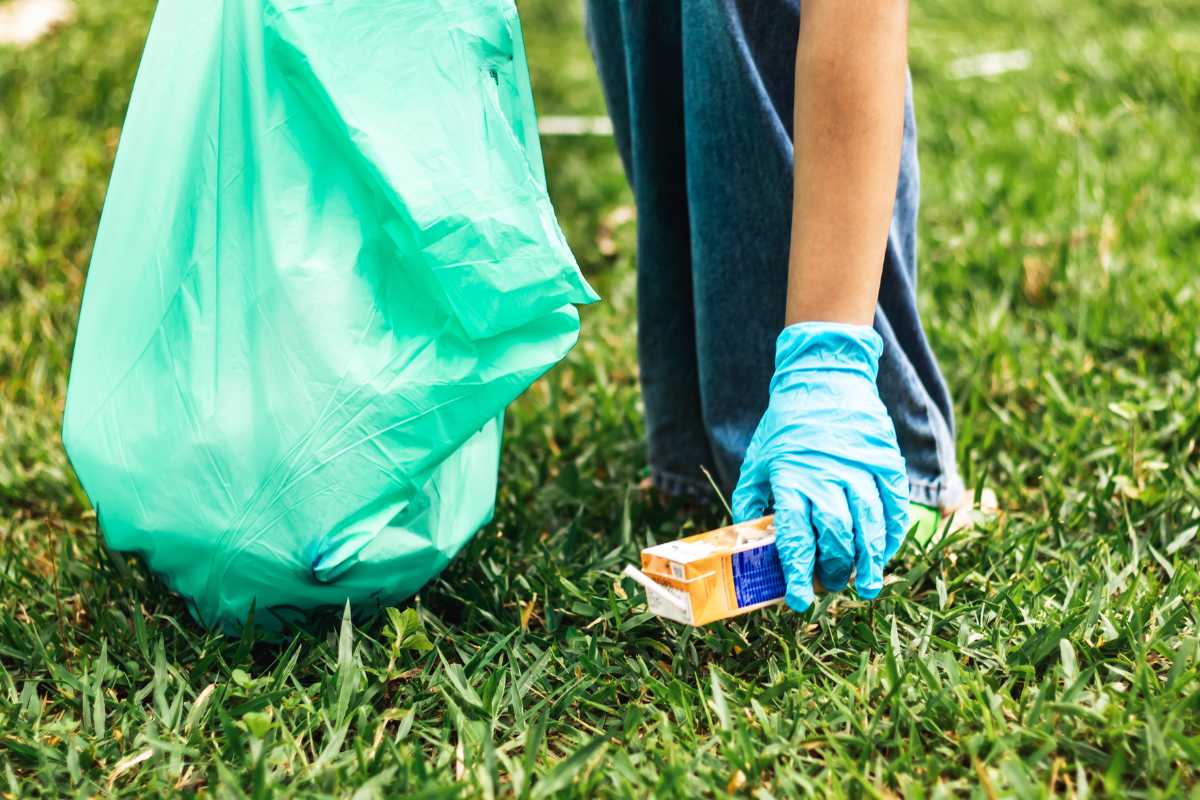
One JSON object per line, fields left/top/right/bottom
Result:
{"left": 732, "top": 479, "right": 770, "bottom": 523}
{"left": 771, "top": 487, "right": 816, "bottom": 612}
{"left": 809, "top": 482, "right": 855, "bottom": 592}
{"left": 732, "top": 450, "right": 770, "bottom": 523}
{"left": 846, "top": 476, "right": 887, "bottom": 599}
{"left": 876, "top": 468, "right": 911, "bottom": 564}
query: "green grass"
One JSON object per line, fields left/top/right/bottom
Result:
{"left": 2, "top": 0, "right": 1200, "bottom": 795}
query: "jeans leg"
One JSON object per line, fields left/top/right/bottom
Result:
{"left": 678, "top": 0, "right": 795, "bottom": 493}
{"left": 585, "top": 1, "right": 716, "bottom": 496}
{"left": 679, "top": 0, "right": 964, "bottom": 508}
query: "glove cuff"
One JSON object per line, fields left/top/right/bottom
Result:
{"left": 773, "top": 321, "right": 884, "bottom": 383}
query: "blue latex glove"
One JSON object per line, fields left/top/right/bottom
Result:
{"left": 732, "top": 322, "right": 910, "bottom": 611}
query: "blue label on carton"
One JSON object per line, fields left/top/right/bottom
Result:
{"left": 731, "top": 543, "right": 786, "bottom": 607}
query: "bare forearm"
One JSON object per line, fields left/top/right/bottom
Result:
{"left": 786, "top": 0, "right": 909, "bottom": 326}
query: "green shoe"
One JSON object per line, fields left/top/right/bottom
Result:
{"left": 907, "top": 488, "right": 999, "bottom": 549}
{"left": 907, "top": 502, "right": 943, "bottom": 548}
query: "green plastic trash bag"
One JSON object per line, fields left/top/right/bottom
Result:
{"left": 62, "top": 0, "right": 597, "bottom": 634}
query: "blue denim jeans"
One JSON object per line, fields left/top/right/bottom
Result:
{"left": 585, "top": 0, "right": 964, "bottom": 510}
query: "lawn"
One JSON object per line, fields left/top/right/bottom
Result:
{"left": 2, "top": 0, "right": 1199, "bottom": 796}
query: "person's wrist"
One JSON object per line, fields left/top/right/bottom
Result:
{"left": 772, "top": 321, "right": 883, "bottom": 386}
{"left": 785, "top": 293, "right": 876, "bottom": 327}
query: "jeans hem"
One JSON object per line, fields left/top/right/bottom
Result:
{"left": 649, "top": 466, "right": 714, "bottom": 499}
{"left": 908, "top": 473, "right": 965, "bottom": 512}
{"left": 652, "top": 464, "right": 966, "bottom": 515}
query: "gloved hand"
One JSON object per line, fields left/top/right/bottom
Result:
{"left": 732, "top": 322, "right": 910, "bottom": 611}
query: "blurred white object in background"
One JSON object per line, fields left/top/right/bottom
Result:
{"left": 948, "top": 49, "right": 1032, "bottom": 80}
{"left": 0, "top": 0, "right": 74, "bottom": 47}
{"left": 538, "top": 115, "right": 614, "bottom": 136}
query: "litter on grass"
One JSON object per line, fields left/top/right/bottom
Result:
{"left": 624, "top": 516, "right": 791, "bottom": 625}
{"left": 625, "top": 503, "right": 954, "bottom": 625}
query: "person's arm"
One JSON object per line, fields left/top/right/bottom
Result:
{"left": 732, "top": 2, "right": 912, "bottom": 611}
{"left": 786, "top": 0, "right": 909, "bottom": 325}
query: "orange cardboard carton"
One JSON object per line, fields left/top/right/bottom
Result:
{"left": 624, "top": 515, "right": 786, "bottom": 625}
